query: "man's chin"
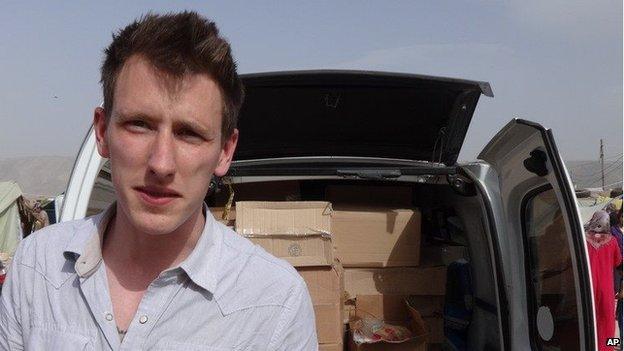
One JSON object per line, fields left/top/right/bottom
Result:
{"left": 130, "top": 213, "right": 186, "bottom": 236}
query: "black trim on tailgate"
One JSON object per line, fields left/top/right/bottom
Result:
{"left": 227, "top": 166, "right": 457, "bottom": 177}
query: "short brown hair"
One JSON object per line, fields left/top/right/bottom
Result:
{"left": 100, "top": 11, "right": 244, "bottom": 139}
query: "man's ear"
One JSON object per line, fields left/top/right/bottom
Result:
{"left": 94, "top": 107, "right": 110, "bottom": 158}
{"left": 214, "top": 128, "right": 239, "bottom": 177}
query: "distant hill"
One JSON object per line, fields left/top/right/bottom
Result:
{"left": 0, "top": 156, "right": 621, "bottom": 198}
{"left": 0, "top": 156, "right": 74, "bottom": 197}
{"left": 565, "top": 160, "right": 623, "bottom": 189}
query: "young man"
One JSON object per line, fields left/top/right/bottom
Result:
{"left": 0, "top": 12, "right": 317, "bottom": 350}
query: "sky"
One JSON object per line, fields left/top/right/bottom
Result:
{"left": 0, "top": 1, "right": 621, "bottom": 162}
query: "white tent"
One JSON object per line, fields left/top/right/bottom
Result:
{"left": 0, "top": 181, "right": 23, "bottom": 255}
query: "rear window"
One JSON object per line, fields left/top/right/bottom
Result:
{"left": 522, "top": 187, "right": 580, "bottom": 350}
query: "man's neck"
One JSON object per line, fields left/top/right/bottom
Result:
{"left": 102, "top": 205, "right": 206, "bottom": 281}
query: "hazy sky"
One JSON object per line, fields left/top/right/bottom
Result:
{"left": 1, "top": 1, "right": 621, "bottom": 161}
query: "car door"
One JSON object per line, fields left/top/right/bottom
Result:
{"left": 59, "top": 126, "right": 106, "bottom": 221}
{"left": 478, "top": 119, "right": 595, "bottom": 350}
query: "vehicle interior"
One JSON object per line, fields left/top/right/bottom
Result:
{"left": 86, "top": 161, "right": 503, "bottom": 350}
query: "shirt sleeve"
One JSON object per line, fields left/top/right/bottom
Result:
{"left": 267, "top": 279, "right": 318, "bottom": 351}
{"left": 0, "top": 243, "right": 25, "bottom": 350}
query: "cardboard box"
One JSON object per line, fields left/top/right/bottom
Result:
{"left": 345, "top": 295, "right": 444, "bottom": 345}
{"left": 319, "top": 344, "right": 343, "bottom": 351}
{"left": 236, "top": 201, "right": 333, "bottom": 266}
{"left": 423, "top": 317, "right": 444, "bottom": 344}
{"left": 352, "top": 295, "right": 444, "bottom": 321}
{"left": 348, "top": 295, "right": 428, "bottom": 351}
{"left": 325, "top": 185, "right": 413, "bottom": 207}
{"left": 348, "top": 338, "right": 426, "bottom": 351}
{"left": 332, "top": 207, "right": 421, "bottom": 267}
{"left": 403, "top": 296, "right": 444, "bottom": 318}
{"left": 344, "top": 267, "right": 447, "bottom": 299}
{"left": 354, "top": 294, "right": 407, "bottom": 321}
{"left": 298, "top": 265, "right": 345, "bottom": 345}
{"left": 419, "top": 245, "right": 467, "bottom": 267}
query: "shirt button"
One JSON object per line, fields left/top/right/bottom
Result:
{"left": 139, "top": 315, "right": 148, "bottom": 324}
{"left": 105, "top": 313, "right": 113, "bottom": 321}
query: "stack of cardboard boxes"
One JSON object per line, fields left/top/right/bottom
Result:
{"left": 212, "top": 184, "right": 447, "bottom": 350}
{"left": 327, "top": 185, "right": 446, "bottom": 350}
{"left": 235, "top": 201, "right": 345, "bottom": 350}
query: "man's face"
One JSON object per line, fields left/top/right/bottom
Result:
{"left": 93, "top": 55, "right": 238, "bottom": 235}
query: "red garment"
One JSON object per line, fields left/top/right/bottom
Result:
{"left": 586, "top": 231, "right": 622, "bottom": 351}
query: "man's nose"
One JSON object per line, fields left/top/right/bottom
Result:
{"left": 147, "top": 131, "right": 176, "bottom": 178}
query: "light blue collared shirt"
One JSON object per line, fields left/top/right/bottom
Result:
{"left": 0, "top": 204, "right": 317, "bottom": 350}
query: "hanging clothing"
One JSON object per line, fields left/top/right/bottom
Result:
{"left": 586, "top": 231, "right": 622, "bottom": 351}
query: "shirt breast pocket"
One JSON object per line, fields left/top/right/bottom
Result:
{"left": 26, "top": 327, "right": 92, "bottom": 351}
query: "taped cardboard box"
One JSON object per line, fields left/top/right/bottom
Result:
{"left": 344, "top": 295, "right": 444, "bottom": 346}
{"left": 332, "top": 207, "right": 421, "bottom": 267}
{"left": 344, "top": 267, "right": 447, "bottom": 299}
{"left": 325, "top": 185, "right": 413, "bottom": 207}
{"left": 353, "top": 295, "right": 443, "bottom": 344}
{"left": 297, "top": 264, "right": 345, "bottom": 345}
{"left": 347, "top": 295, "right": 444, "bottom": 321}
{"left": 236, "top": 201, "right": 333, "bottom": 267}
{"left": 348, "top": 295, "right": 428, "bottom": 351}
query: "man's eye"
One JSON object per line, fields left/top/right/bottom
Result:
{"left": 177, "top": 129, "right": 204, "bottom": 142}
{"left": 127, "top": 120, "right": 149, "bottom": 131}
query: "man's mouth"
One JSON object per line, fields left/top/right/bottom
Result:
{"left": 134, "top": 186, "right": 182, "bottom": 206}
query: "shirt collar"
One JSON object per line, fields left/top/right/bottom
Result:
{"left": 63, "top": 205, "right": 115, "bottom": 278}
{"left": 179, "top": 204, "right": 222, "bottom": 294}
{"left": 63, "top": 203, "right": 223, "bottom": 294}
